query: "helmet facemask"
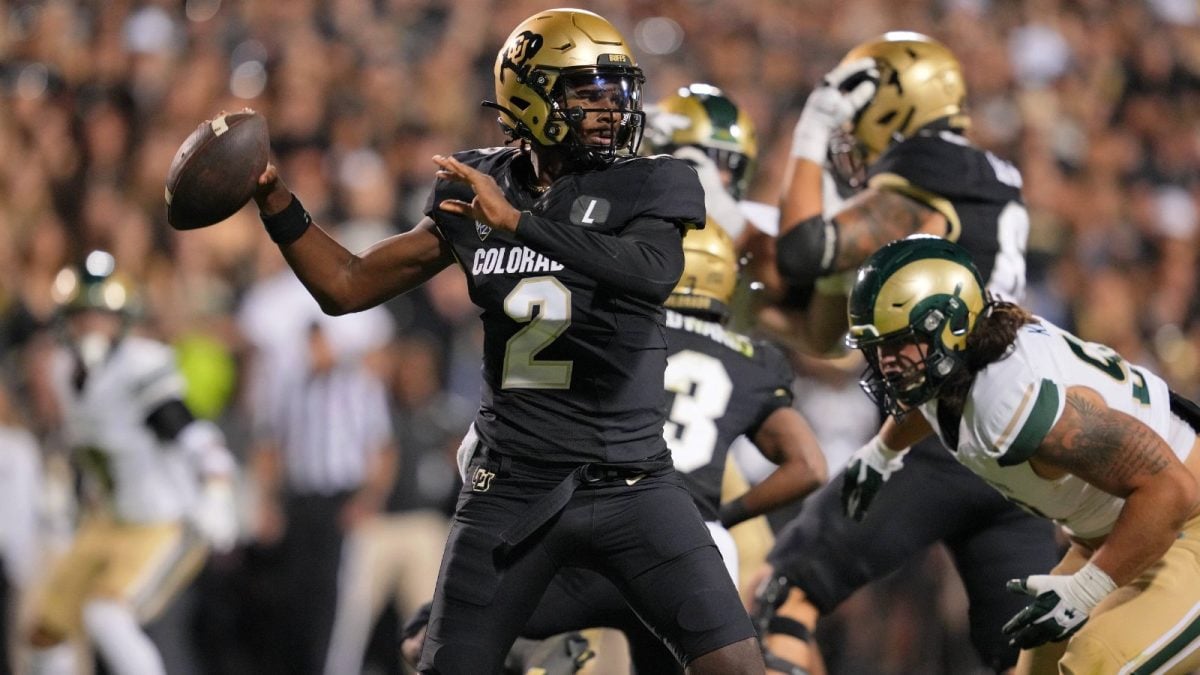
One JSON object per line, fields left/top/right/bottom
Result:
{"left": 850, "top": 304, "right": 968, "bottom": 417}
{"left": 828, "top": 127, "right": 869, "bottom": 191}
{"left": 552, "top": 69, "right": 645, "bottom": 169}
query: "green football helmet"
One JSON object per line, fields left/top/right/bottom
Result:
{"left": 51, "top": 250, "right": 136, "bottom": 315}
{"left": 51, "top": 250, "right": 139, "bottom": 370}
{"left": 846, "top": 235, "right": 987, "bottom": 416}
{"left": 643, "top": 83, "right": 758, "bottom": 199}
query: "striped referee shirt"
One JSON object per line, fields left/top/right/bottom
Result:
{"left": 260, "top": 358, "right": 393, "bottom": 496}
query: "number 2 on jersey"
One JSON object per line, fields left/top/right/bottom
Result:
{"left": 502, "top": 277, "right": 573, "bottom": 389}
{"left": 664, "top": 350, "right": 732, "bottom": 473}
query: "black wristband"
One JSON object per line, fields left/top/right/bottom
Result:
{"left": 718, "top": 496, "right": 752, "bottom": 528}
{"left": 260, "top": 194, "right": 311, "bottom": 246}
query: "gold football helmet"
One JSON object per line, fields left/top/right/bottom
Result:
{"left": 831, "top": 32, "right": 968, "bottom": 187}
{"left": 666, "top": 221, "right": 738, "bottom": 319}
{"left": 644, "top": 84, "right": 758, "bottom": 199}
{"left": 489, "top": 8, "right": 645, "bottom": 166}
{"left": 846, "top": 236, "right": 986, "bottom": 415}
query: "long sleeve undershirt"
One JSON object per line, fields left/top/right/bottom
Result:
{"left": 515, "top": 212, "right": 686, "bottom": 304}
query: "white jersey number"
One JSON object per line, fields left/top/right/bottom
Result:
{"left": 502, "top": 277, "right": 573, "bottom": 389}
{"left": 663, "top": 350, "right": 733, "bottom": 473}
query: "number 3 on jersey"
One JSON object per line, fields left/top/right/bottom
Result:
{"left": 664, "top": 350, "right": 732, "bottom": 473}
{"left": 502, "top": 277, "right": 573, "bottom": 389}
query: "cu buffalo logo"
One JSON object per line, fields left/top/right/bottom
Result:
{"left": 500, "top": 31, "right": 544, "bottom": 85}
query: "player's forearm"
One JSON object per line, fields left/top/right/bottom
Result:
{"left": 798, "top": 292, "right": 852, "bottom": 356}
{"left": 777, "top": 158, "right": 824, "bottom": 237}
{"left": 731, "top": 463, "right": 823, "bottom": 525}
{"left": 280, "top": 216, "right": 450, "bottom": 315}
{"left": 1090, "top": 471, "right": 1197, "bottom": 586}
{"left": 880, "top": 412, "right": 933, "bottom": 451}
{"left": 516, "top": 213, "right": 684, "bottom": 302}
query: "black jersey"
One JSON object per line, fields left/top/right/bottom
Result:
{"left": 661, "top": 310, "right": 794, "bottom": 520}
{"left": 426, "top": 147, "right": 705, "bottom": 464}
{"left": 869, "top": 129, "right": 1029, "bottom": 302}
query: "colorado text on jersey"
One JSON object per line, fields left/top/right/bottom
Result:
{"left": 471, "top": 245, "right": 565, "bottom": 276}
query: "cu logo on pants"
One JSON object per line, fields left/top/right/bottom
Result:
{"left": 472, "top": 467, "right": 496, "bottom": 492}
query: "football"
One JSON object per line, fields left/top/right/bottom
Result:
{"left": 165, "top": 110, "right": 270, "bottom": 230}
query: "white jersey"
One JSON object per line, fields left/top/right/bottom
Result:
{"left": 50, "top": 336, "right": 200, "bottom": 524}
{"left": 921, "top": 318, "right": 1196, "bottom": 539}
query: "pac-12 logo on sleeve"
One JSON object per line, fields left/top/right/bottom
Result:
{"left": 570, "top": 196, "right": 610, "bottom": 227}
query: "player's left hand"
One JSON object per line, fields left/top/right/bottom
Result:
{"left": 792, "top": 57, "right": 878, "bottom": 164}
{"left": 433, "top": 154, "right": 522, "bottom": 232}
{"left": 840, "top": 434, "right": 904, "bottom": 521}
{"left": 189, "top": 478, "right": 239, "bottom": 553}
{"left": 1003, "top": 564, "right": 1116, "bottom": 648}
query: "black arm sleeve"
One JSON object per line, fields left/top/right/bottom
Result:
{"left": 775, "top": 214, "right": 839, "bottom": 287}
{"left": 515, "top": 213, "right": 685, "bottom": 303}
{"left": 145, "top": 399, "right": 195, "bottom": 442}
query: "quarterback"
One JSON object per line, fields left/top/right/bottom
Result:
{"left": 238, "top": 8, "right": 762, "bottom": 674}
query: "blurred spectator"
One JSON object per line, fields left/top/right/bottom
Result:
{"left": 0, "top": 382, "right": 42, "bottom": 675}
{"left": 323, "top": 334, "right": 468, "bottom": 675}
{"left": 238, "top": 267, "right": 396, "bottom": 675}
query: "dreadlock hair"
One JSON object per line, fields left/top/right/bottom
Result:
{"left": 938, "top": 300, "right": 1037, "bottom": 418}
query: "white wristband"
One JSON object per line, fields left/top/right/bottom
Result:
{"left": 1064, "top": 561, "right": 1117, "bottom": 612}
{"left": 866, "top": 433, "right": 903, "bottom": 463}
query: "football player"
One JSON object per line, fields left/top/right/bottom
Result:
{"left": 756, "top": 33, "right": 1060, "bottom": 675}
{"left": 401, "top": 222, "right": 828, "bottom": 674}
{"left": 845, "top": 235, "right": 1200, "bottom": 674}
{"left": 28, "top": 250, "right": 237, "bottom": 675}
{"left": 241, "top": 8, "right": 762, "bottom": 673}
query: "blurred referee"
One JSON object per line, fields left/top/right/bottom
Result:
{"left": 239, "top": 267, "right": 397, "bottom": 675}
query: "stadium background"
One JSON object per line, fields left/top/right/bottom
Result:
{"left": 1, "top": 0, "right": 1199, "bottom": 673}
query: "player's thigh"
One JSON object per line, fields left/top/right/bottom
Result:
{"left": 96, "top": 521, "right": 207, "bottom": 623}
{"left": 523, "top": 567, "right": 637, "bottom": 639}
{"left": 946, "top": 500, "right": 1061, "bottom": 673}
{"left": 770, "top": 450, "right": 977, "bottom": 613}
{"left": 420, "top": 493, "right": 558, "bottom": 674}
{"left": 1062, "top": 517, "right": 1200, "bottom": 675}
{"left": 591, "top": 477, "right": 754, "bottom": 666}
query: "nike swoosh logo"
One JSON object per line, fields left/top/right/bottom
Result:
{"left": 625, "top": 474, "right": 647, "bottom": 486}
